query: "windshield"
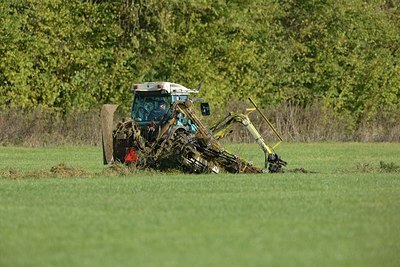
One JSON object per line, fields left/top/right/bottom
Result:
{"left": 131, "top": 94, "right": 171, "bottom": 123}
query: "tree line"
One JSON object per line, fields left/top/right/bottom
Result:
{"left": 1, "top": 0, "right": 399, "bottom": 130}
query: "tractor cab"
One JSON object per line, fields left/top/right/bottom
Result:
{"left": 130, "top": 82, "right": 200, "bottom": 125}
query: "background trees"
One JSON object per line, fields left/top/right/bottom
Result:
{"left": 1, "top": 0, "right": 399, "bottom": 133}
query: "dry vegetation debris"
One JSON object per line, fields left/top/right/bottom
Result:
{"left": 0, "top": 163, "right": 92, "bottom": 179}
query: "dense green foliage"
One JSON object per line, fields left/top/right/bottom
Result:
{"left": 1, "top": 0, "right": 399, "bottom": 126}
{"left": 1, "top": 143, "right": 400, "bottom": 267}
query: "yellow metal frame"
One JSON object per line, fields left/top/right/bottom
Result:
{"left": 248, "top": 97, "right": 283, "bottom": 150}
{"left": 208, "top": 97, "right": 285, "bottom": 170}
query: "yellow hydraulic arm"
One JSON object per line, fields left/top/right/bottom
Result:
{"left": 248, "top": 97, "right": 284, "bottom": 150}
{"left": 210, "top": 98, "right": 286, "bottom": 171}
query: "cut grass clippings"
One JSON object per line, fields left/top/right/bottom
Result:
{"left": 340, "top": 161, "right": 400, "bottom": 174}
{"left": 0, "top": 163, "right": 91, "bottom": 179}
{"left": 1, "top": 161, "right": 399, "bottom": 180}
{"left": 0, "top": 162, "right": 163, "bottom": 179}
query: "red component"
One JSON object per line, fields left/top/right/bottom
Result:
{"left": 133, "top": 84, "right": 138, "bottom": 90}
{"left": 124, "top": 147, "right": 139, "bottom": 163}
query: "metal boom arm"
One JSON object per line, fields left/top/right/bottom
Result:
{"left": 210, "top": 98, "right": 287, "bottom": 172}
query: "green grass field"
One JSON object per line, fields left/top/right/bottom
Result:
{"left": 0, "top": 143, "right": 399, "bottom": 267}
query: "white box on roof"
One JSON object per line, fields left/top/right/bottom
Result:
{"left": 132, "top": 82, "right": 199, "bottom": 95}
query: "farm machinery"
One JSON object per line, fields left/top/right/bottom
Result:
{"left": 101, "top": 82, "right": 286, "bottom": 173}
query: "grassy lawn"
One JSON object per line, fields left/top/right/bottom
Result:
{"left": 0, "top": 143, "right": 399, "bottom": 267}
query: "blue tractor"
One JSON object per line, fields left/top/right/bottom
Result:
{"left": 100, "top": 82, "right": 286, "bottom": 173}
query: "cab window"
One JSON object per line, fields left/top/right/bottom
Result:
{"left": 131, "top": 95, "right": 170, "bottom": 122}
